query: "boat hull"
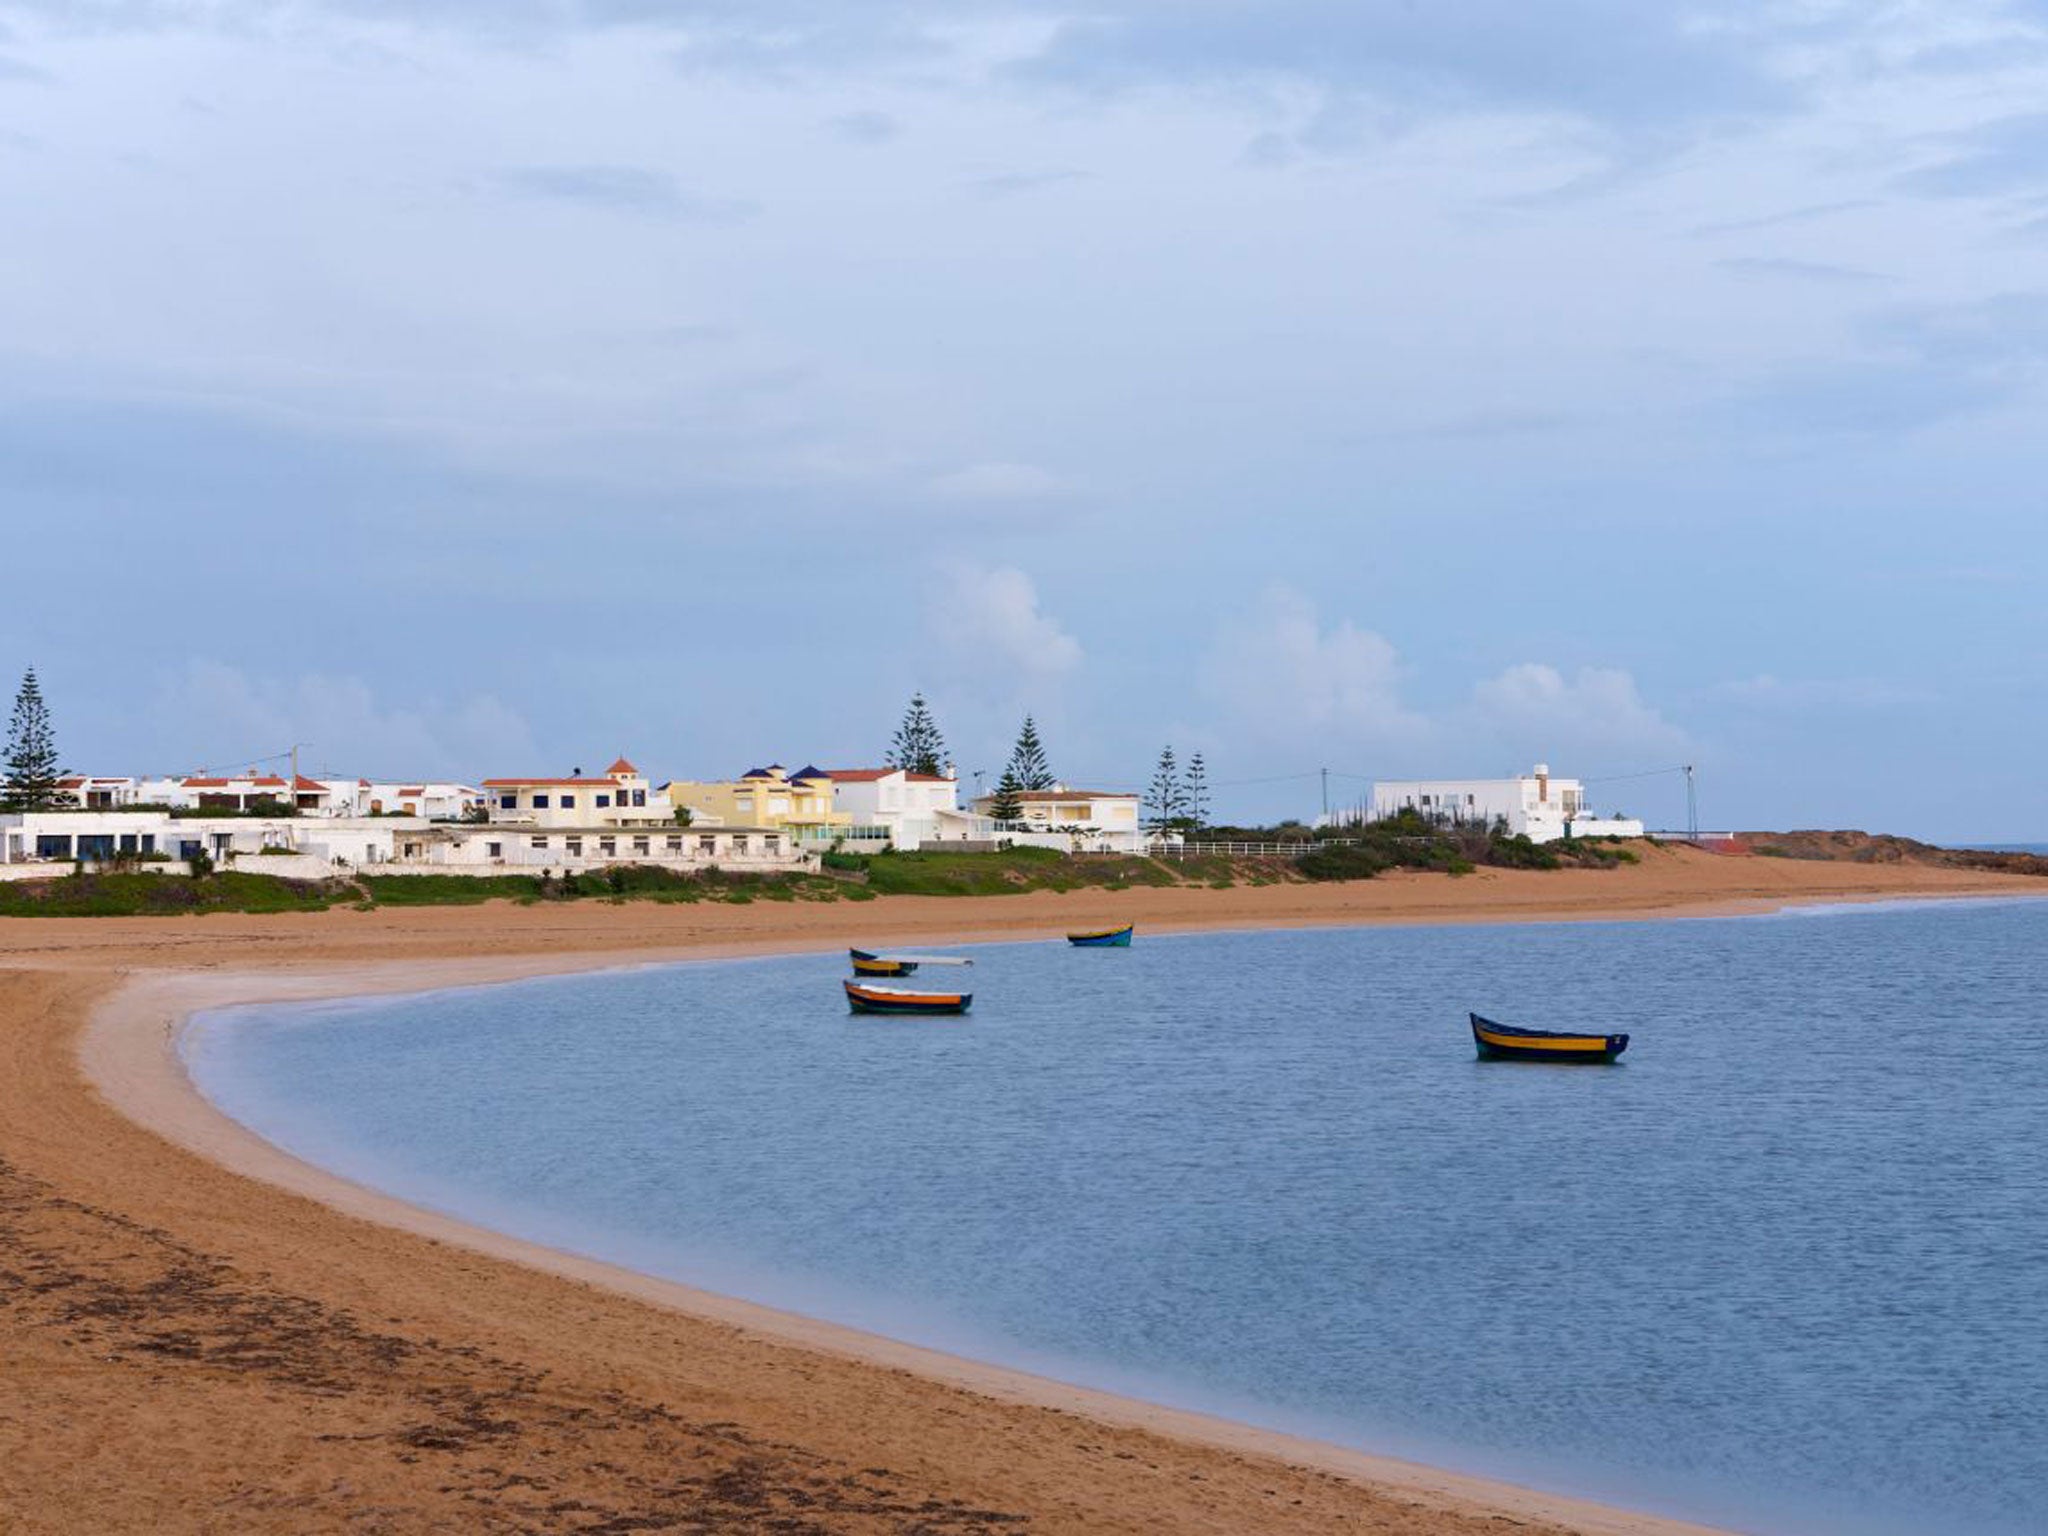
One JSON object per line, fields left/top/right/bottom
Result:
{"left": 1470, "top": 1013, "right": 1628, "bottom": 1063}
{"left": 1067, "top": 925, "right": 1134, "bottom": 947}
{"left": 851, "top": 956, "right": 917, "bottom": 977}
{"left": 844, "top": 981, "right": 972, "bottom": 1016}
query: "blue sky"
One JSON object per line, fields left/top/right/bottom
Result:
{"left": 1, "top": 2, "right": 2043, "bottom": 837}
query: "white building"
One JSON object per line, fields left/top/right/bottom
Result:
{"left": 970, "top": 786, "right": 1146, "bottom": 853}
{"left": 1369, "top": 764, "right": 1643, "bottom": 844}
{"left": 1, "top": 807, "right": 813, "bottom": 879}
{"left": 825, "top": 767, "right": 964, "bottom": 851}
{"left": 484, "top": 758, "right": 672, "bottom": 828}
{"left": 0, "top": 809, "right": 409, "bottom": 876}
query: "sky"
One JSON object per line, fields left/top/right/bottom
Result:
{"left": 1, "top": 1, "right": 2043, "bottom": 838}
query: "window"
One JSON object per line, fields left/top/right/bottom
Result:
{"left": 530, "top": 836, "right": 549, "bottom": 849}
{"left": 598, "top": 837, "right": 616, "bottom": 856}
{"left": 698, "top": 835, "right": 716, "bottom": 854}
{"left": 534, "top": 794, "right": 550, "bottom": 809}
{"left": 634, "top": 789, "right": 647, "bottom": 807}
{"left": 561, "top": 793, "right": 576, "bottom": 809}
{"left": 665, "top": 836, "right": 682, "bottom": 852}
{"left": 632, "top": 837, "right": 650, "bottom": 855}
{"left": 499, "top": 794, "right": 517, "bottom": 810}
{"left": 733, "top": 835, "right": 749, "bottom": 854}
{"left": 118, "top": 833, "right": 139, "bottom": 854}
{"left": 596, "top": 793, "right": 611, "bottom": 809}
{"left": 565, "top": 837, "right": 583, "bottom": 856}
{"left": 487, "top": 842, "right": 502, "bottom": 859}
{"left": 764, "top": 836, "right": 780, "bottom": 855}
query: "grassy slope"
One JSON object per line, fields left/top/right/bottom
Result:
{"left": 0, "top": 849, "right": 1276, "bottom": 918}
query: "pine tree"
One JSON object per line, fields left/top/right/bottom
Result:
{"left": 1145, "top": 745, "right": 1184, "bottom": 830}
{"left": 1183, "top": 752, "right": 1209, "bottom": 831}
{"left": 1006, "top": 715, "right": 1054, "bottom": 791}
{"left": 2, "top": 667, "right": 70, "bottom": 812}
{"left": 886, "top": 692, "right": 949, "bottom": 778}
{"left": 986, "top": 765, "right": 1025, "bottom": 826}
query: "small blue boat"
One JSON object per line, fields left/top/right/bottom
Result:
{"left": 1471, "top": 1013, "right": 1629, "bottom": 1063}
{"left": 1067, "top": 924, "right": 1134, "bottom": 948}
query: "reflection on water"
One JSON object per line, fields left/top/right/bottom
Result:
{"left": 188, "top": 900, "right": 2048, "bottom": 1536}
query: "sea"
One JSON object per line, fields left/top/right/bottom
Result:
{"left": 185, "top": 898, "right": 2048, "bottom": 1536}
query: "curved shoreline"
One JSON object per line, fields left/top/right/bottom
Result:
{"left": 91, "top": 946, "right": 1738, "bottom": 1536}
{"left": 12, "top": 855, "right": 2045, "bottom": 1534}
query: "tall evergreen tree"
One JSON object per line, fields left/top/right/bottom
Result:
{"left": 1183, "top": 752, "right": 1209, "bottom": 830}
{"left": 986, "top": 765, "right": 1025, "bottom": 826}
{"left": 1144, "top": 745, "right": 1185, "bottom": 829}
{"left": 2, "top": 667, "right": 70, "bottom": 812}
{"left": 886, "top": 692, "right": 949, "bottom": 777}
{"left": 1006, "top": 714, "right": 1054, "bottom": 790}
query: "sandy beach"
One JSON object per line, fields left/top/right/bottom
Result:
{"left": 4, "top": 846, "right": 2040, "bottom": 1535}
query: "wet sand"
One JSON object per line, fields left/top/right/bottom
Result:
{"left": 4, "top": 846, "right": 2038, "bottom": 1534}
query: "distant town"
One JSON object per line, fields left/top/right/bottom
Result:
{"left": 2, "top": 670, "right": 1644, "bottom": 879}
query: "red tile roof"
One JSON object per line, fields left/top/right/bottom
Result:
{"left": 294, "top": 775, "right": 327, "bottom": 792}
{"left": 397, "top": 787, "right": 425, "bottom": 796}
{"left": 606, "top": 757, "right": 639, "bottom": 775}
{"left": 825, "top": 768, "right": 956, "bottom": 784}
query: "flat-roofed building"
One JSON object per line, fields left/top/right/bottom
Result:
{"left": 1369, "top": 764, "right": 1643, "bottom": 844}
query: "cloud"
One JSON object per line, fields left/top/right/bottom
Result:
{"left": 1013, "top": 1, "right": 1803, "bottom": 132}
{"left": 485, "top": 164, "right": 758, "bottom": 222}
{"left": 924, "top": 563, "right": 1083, "bottom": 684}
{"left": 827, "top": 108, "right": 901, "bottom": 143}
{"left": 1730, "top": 291, "right": 2048, "bottom": 434}
{"left": 1690, "top": 200, "right": 1878, "bottom": 236}
{"left": 1200, "top": 585, "right": 1423, "bottom": 748}
{"left": 1468, "top": 663, "right": 1687, "bottom": 765}
{"left": 1893, "top": 111, "right": 2048, "bottom": 199}
{"left": 967, "top": 168, "right": 1089, "bottom": 199}
{"left": 928, "top": 461, "right": 1067, "bottom": 501}
{"left": 1715, "top": 256, "right": 1890, "bottom": 285}
{"left": 145, "top": 661, "right": 538, "bottom": 782}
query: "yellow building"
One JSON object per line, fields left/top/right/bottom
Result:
{"left": 661, "top": 764, "right": 851, "bottom": 837}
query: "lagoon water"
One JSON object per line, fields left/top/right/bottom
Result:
{"left": 187, "top": 901, "right": 2048, "bottom": 1536}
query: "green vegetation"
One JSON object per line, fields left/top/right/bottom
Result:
{"left": 844, "top": 845, "right": 1185, "bottom": 897}
{"left": 1291, "top": 809, "right": 1645, "bottom": 882}
{"left": 0, "top": 870, "right": 339, "bottom": 917}
{"left": 3, "top": 666, "right": 71, "bottom": 812}
{"left": 886, "top": 691, "right": 948, "bottom": 778}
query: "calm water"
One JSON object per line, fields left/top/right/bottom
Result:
{"left": 187, "top": 901, "right": 2048, "bottom": 1536}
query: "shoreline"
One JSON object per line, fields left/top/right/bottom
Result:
{"left": 7, "top": 850, "right": 2042, "bottom": 1534}
{"left": 97, "top": 955, "right": 1724, "bottom": 1536}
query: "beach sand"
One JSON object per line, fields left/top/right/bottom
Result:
{"left": 3, "top": 845, "right": 2038, "bottom": 1535}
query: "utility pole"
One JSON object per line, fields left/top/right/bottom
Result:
{"left": 1684, "top": 764, "right": 1698, "bottom": 842}
{"left": 1321, "top": 767, "right": 1329, "bottom": 824}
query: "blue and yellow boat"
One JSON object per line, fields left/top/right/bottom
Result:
{"left": 849, "top": 948, "right": 974, "bottom": 978}
{"left": 1067, "top": 924, "right": 1134, "bottom": 948}
{"left": 1470, "top": 1012, "right": 1629, "bottom": 1063}
{"left": 844, "top": 980, "right": 973, "bottom": 1016}
{"left": 850, "top": 948, "right": 916, "bottom": 977}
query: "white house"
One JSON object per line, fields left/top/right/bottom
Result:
{"left": 1369, "top": 764, "right": 1643, "bottom": 844}
{"left": 358, "top": 781, "right": 483, "bottom": 819}
{"left": 52, "top": 776, "right": 144, "bottom": 809}
{"left": 826, "top": 767, "right": 963, "bottom": 850}
{"left": 970, "top": 786, "right": 1146, "bottom": 853}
